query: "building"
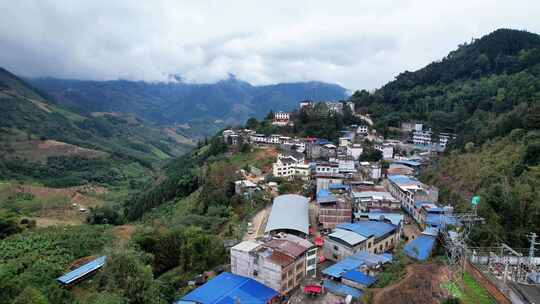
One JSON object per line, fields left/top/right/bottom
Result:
{"left": 412, "top": 129, "right": 433, "bottom": 146}
{"left": 357, "top": 125, "right": 369, "bottom": 135}
{"left": 272, "top": 112, "right": 292, "bottom": 126}
{"left": 359, "top": 162, "right": 382, "bottom": 181}
{"left": 230, "top": 235, "right": 318, "bottom": 294}
{"left": 316, "top": 161, "right": 340, "bottom": 175}
{"left": 348, "top": 144, "right": 363, "bottom": 160}
{"left": 272, "top": 153, "right": 310, "bottom": 180}
{"left": 234, "top": 180, "right": 258, "bottom": 196}
{"left": 401, "top": 122, "right": 423, "bottom": 132}
{"left": 315, "top": 174, "right": 345, "bottom": 193}
{"left": 323, "top": 221, "right": 400, "bottom": 261}
{"left": 57, "top": 256, "right": 107, "bottom": 286}
{"left": 176, "top": 272, "right": 279, "bottom": 304}
{"left": 385, "top": 175, "right": 439, "bottom": 218}
{"left": 404, "top": 234, "right": 437, "bottom": 261}
{"left": 351, "top": 191, "right": 400, "bottom": 212}
{"left": 325, "top": 102, "right": 344, "bottom": 114}
{"left": 317, "top": 189, "right": 352, "bottom": 229}
{"left": 299, "top": 100, "right": 314, "bottom": 110}
{"left": 265, "top": 194, "right": 310, "bottom": 236}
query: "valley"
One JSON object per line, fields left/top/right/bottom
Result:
{"left": 1, "top": 28, "right": 540, "bottom": 304}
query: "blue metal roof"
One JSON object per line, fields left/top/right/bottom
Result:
{"left": 355, "top": 212, "right": 403, "bottom": 226}
{"left": 337, "top": 221, "right": 397, "bottom": 239}
{"left": 177, "top": 272, "right": 278, "bottom": 304}
{"left": 387, "top": 175, "right": 422, "bottom": 187}
{"left": 404, "top": 235, "right": 436, "bottom": 261}
{"left": 56, "top": 256, "right": 106, "bottom": 285}
{"left": 315, "top": 139, "right": 331, "bottom": 145}
{"left": 425, "top": 213, "right": 459, "bottom": 228}
{"left": 329, "top": 183, "right": 349, "bottom": 190}
{"left": 322, "top": 251, "right": 393, "bottom": 278}
{"left": 342, "top": 270, "right": 377, "bottom": 286}
{"left": 323, "top": 280, "right": 363, "bottom": 299}
{"left": 393, "top": 160, "right": 421, "bottom": 167}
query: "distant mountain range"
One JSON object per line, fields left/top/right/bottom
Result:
{"left": 28, "top": 76, "right": 348, "bottom": 137}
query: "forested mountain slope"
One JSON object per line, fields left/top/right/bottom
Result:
{"left": 28, "top": 76, "right": 348, "bottom": 137}
{"left": 0, "top": 67, "right": 194, "bottom": 187}
{"left": 351, "top": 28, "right": 540, "bottom": 247}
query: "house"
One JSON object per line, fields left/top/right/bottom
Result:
{"left": 404, "top": 234, "right": 437, "bottom": 261}
{"left": 315, "top": 161, "right": 340, "bottom": 175}
{"left": 323, "top": 221, "right": 400, "bottom": 261}
{"left": 338, "top": 159, "right": 356, "bottom": 174}
{"left": 272, "top": 112, "right": 292, "bottom": 126}
{"left": 342, "top": 270, "right": 377, "bottom": 290}
{"left": 385, "top": 175, "right": 439, "bottom": 219}
{"left": 315, "top": 174, "right": 345, "bottom": 193}
{"left": 176, "top": 272, "right": 279, "bottom": 304}
{"left": 322, "top": 251, "right": 393, "bottom": 279}
{"left": 412, "top": 129, "right": 433, "bottom": 146}
{"left": 299, "top": 100, "right": 314, "bottom": 110}
{"left": 351, "top": 191, "right": 401, "bottom": 212}
{"left": 374, "top": 143, "right": 394, "bottom": 159}
{"left": 272, "top": 153, "right": 310, "bottom": 180}
{"left": 347, "top": 144, "right": 363, "bottom": 160}
{"left": 401, "top": 122, "right": 423, "bottom": 133}
{"left": 57, "top": 256, "right": 107, "bottom": 286}
{"left": 359, "top": 162, "right": 382, "bottom": 181}
{"left": 357, "top": 125, "right": 369, "bottom": 135}
{"left": 234, "top": 180, "right": 258, "bottom": 196}
{"left": 325, "top": 102, "right": 344, "bottom": 114}
{"left": 230, "top": 234, "right": 318, "bottom": 294}
{"left": 317, "top": 189, "right": 352, "bottom": 229}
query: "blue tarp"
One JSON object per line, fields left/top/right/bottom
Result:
{"left": 337, "top": 221, "right": 397, "bottom": 239}
{"left": 56, "top": 256, "right": 106, "bottom": 285}
{"left": 177, "top": 272, "right": 278, "bottom": 304}
{"left": 404, "top": 235, "right": 436, "bottom": 261}
{"left": 323, "top": 280, "right": 363, "bottom": 299}
{"left": 342, "top": 270, "right": 377, "bottom": 286}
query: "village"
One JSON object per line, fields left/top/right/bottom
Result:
{"left": 50, "top": 99, "right": 540, "bottom": 303}
{"left": 176, "top": 100, "right": 468, "bottom": 303}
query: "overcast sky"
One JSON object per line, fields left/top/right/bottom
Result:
{"left": 1, "top": 0, "right": 539, "bottom": 90}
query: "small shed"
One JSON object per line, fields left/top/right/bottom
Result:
{"left": 56, "top": 256, "right": 107, "bottom": 286}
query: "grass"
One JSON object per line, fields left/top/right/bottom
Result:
{"left": 441, "top": 272, "right": 495, "bottom": 304}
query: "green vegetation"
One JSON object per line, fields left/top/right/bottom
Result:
{"left": 373, "top": 244, "right": 409, "bottom": 288}
{"left": 351, "top": 29, "right": 540, "bottom": 247}
{"left": 441, "top": 273, "right": 495, "bottom": 304}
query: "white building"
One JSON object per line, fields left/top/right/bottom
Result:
{"left": 357, "top": 125, "right": 369, "bottom": 135}
{"left": 272, "top": 154, "right": 310, "bottom": 180}
{"left": 348, "top": 144, "right": 363, "bottom": 160}
{"left": 272, "top": 112, "right": 292, "bottom": 126}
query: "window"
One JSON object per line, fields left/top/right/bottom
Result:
{"left": 334, "top": 245, "right": 339, "bottom": 251}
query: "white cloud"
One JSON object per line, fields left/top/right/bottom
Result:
{"left": 0, "top": 0, "right": 539, "bottom": 90}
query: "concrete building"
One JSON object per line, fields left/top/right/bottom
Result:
{"left": 323, "top": 221, "right": 400, "bottom": 261}
{"left": 230, "top": 234, "right": 318, "bottom": 295}
{"left": 317, "top": 189, "right": 352, "bottom": 229}
{"left": 272, "top": 112, "right": 292, "bottom": 126}
{"left": 351, "top": 191, "right": 400, "bottom": 212}
{"left": 235, "top": 180, "right": 258, "bottom": 196}
{"left": 385, "top": 175, "right": 439, "bottom": 222}
{"left": 348, "top": 144, "right": 363, "bottom": 160}
{"left": 357, "top": 125, "right": 369, "bottom": 135}
{"left": 359, "top": 162, "right": 382, "bottom": 181}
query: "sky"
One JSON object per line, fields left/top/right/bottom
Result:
{"left": 1, "top": 0, "right": 539, "bottom": 90}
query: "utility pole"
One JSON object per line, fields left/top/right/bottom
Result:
{"left": 527, "top": 232, "right": 539, "bottom": 267}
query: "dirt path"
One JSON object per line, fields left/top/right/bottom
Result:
{"left": 371, "top": 264, "right": 450, "bottom": 304}
{"left": 243, "top": 205, "right": 270, "bottom": 241}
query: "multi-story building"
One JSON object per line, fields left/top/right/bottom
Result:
{"left": 323, "top": 221, "right": 400, "bottom": 261}
{"left": 351, "top": 191, "right": 400, "bottom": 212}
{"left": 317, "top": 189, "right": 352, "bottom": 229}
{"left": 385, "top": 175, "right": 439, "bottom": 223}
{"left": 272, "top": 112, "right": 292, "bottom": 126}
{"left": 357, "top": 125, "right": 369, "bottom": 135}
{"left": 359, "top": 162, "right": 382, "bottom": 181}
{"left": 299, "top": 100, "right": 314, "bottom": 110}
{"left": 272, "top": 153, "right": 309, "bottom": 180}
{"left": 315, "top": 161, "right": 340, "bottom": 175}
{"left": 230, "top": 234, "right": 317, "bottom": 294}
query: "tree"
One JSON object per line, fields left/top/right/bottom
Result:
{"left": 11, "top": 287, "right": 49, "bottom": 304}
{"left": 245, "top": 117, "right": 259, "bottom": 130}
{"left": 99, "top": 249, "right": 166, "bottom": 304}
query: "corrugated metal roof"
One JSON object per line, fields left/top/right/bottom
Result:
{"left": 177, "top": 272, "right": 278, "bottom": 304}
{"left": 264, "top": 239, "right": 308, "bottom": 258}
{"left": 337, "top": 221, "right": 397, "bottom": 239}
{"left": 342, "top": 270, "right": 377, "bottom": 286}
{"left": 323, "top": 280, "right": 363, "bottom": 299}
{"left": 329, "top": 229, "right": 367, "bottom": 246}
{"left": 265, "top": 194, "right": 309, "bottom": 235}
{"left": 404, "top": 235, "right": 436, "bottom": 261}
{"left": 355, "top": 212, "right": 403, "bottom": 226}
{"left": 352, "top": 191, "right": 396, "bottom": 201}
{"left": 56, "top": 256, "right": 106, "bottom": 285}
{"left": 322, "top": 251, "right": 392, "bottom": 278}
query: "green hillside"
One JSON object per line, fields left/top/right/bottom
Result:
{"left": 0, "top": 67, "right": 194, "bottom": 188}
{"left": 350, "top": 28, "right": 540, "bottom": 247}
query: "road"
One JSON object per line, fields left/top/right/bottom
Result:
{"left": 243, "top": 205, "right": 271, "bottom": 241}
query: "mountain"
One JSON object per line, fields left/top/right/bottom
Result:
{"left": 28, "top": 76, "right": 348, "bottom": 137}
{"left": 351, "top": 28, "right": 540, "bottom": 247}
{"left": 0, "top": 67, "right": 195, "bottom": 187}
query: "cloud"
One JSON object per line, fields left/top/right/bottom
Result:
{"left": 1, "top": 0, "right": 539, "bottom": 89}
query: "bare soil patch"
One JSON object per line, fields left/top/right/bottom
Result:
{"left": 371, "top": 264, "right": 451, "bottom": 304}
{"left": 4, "top": 139, "right": 107, "bottom": 162}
